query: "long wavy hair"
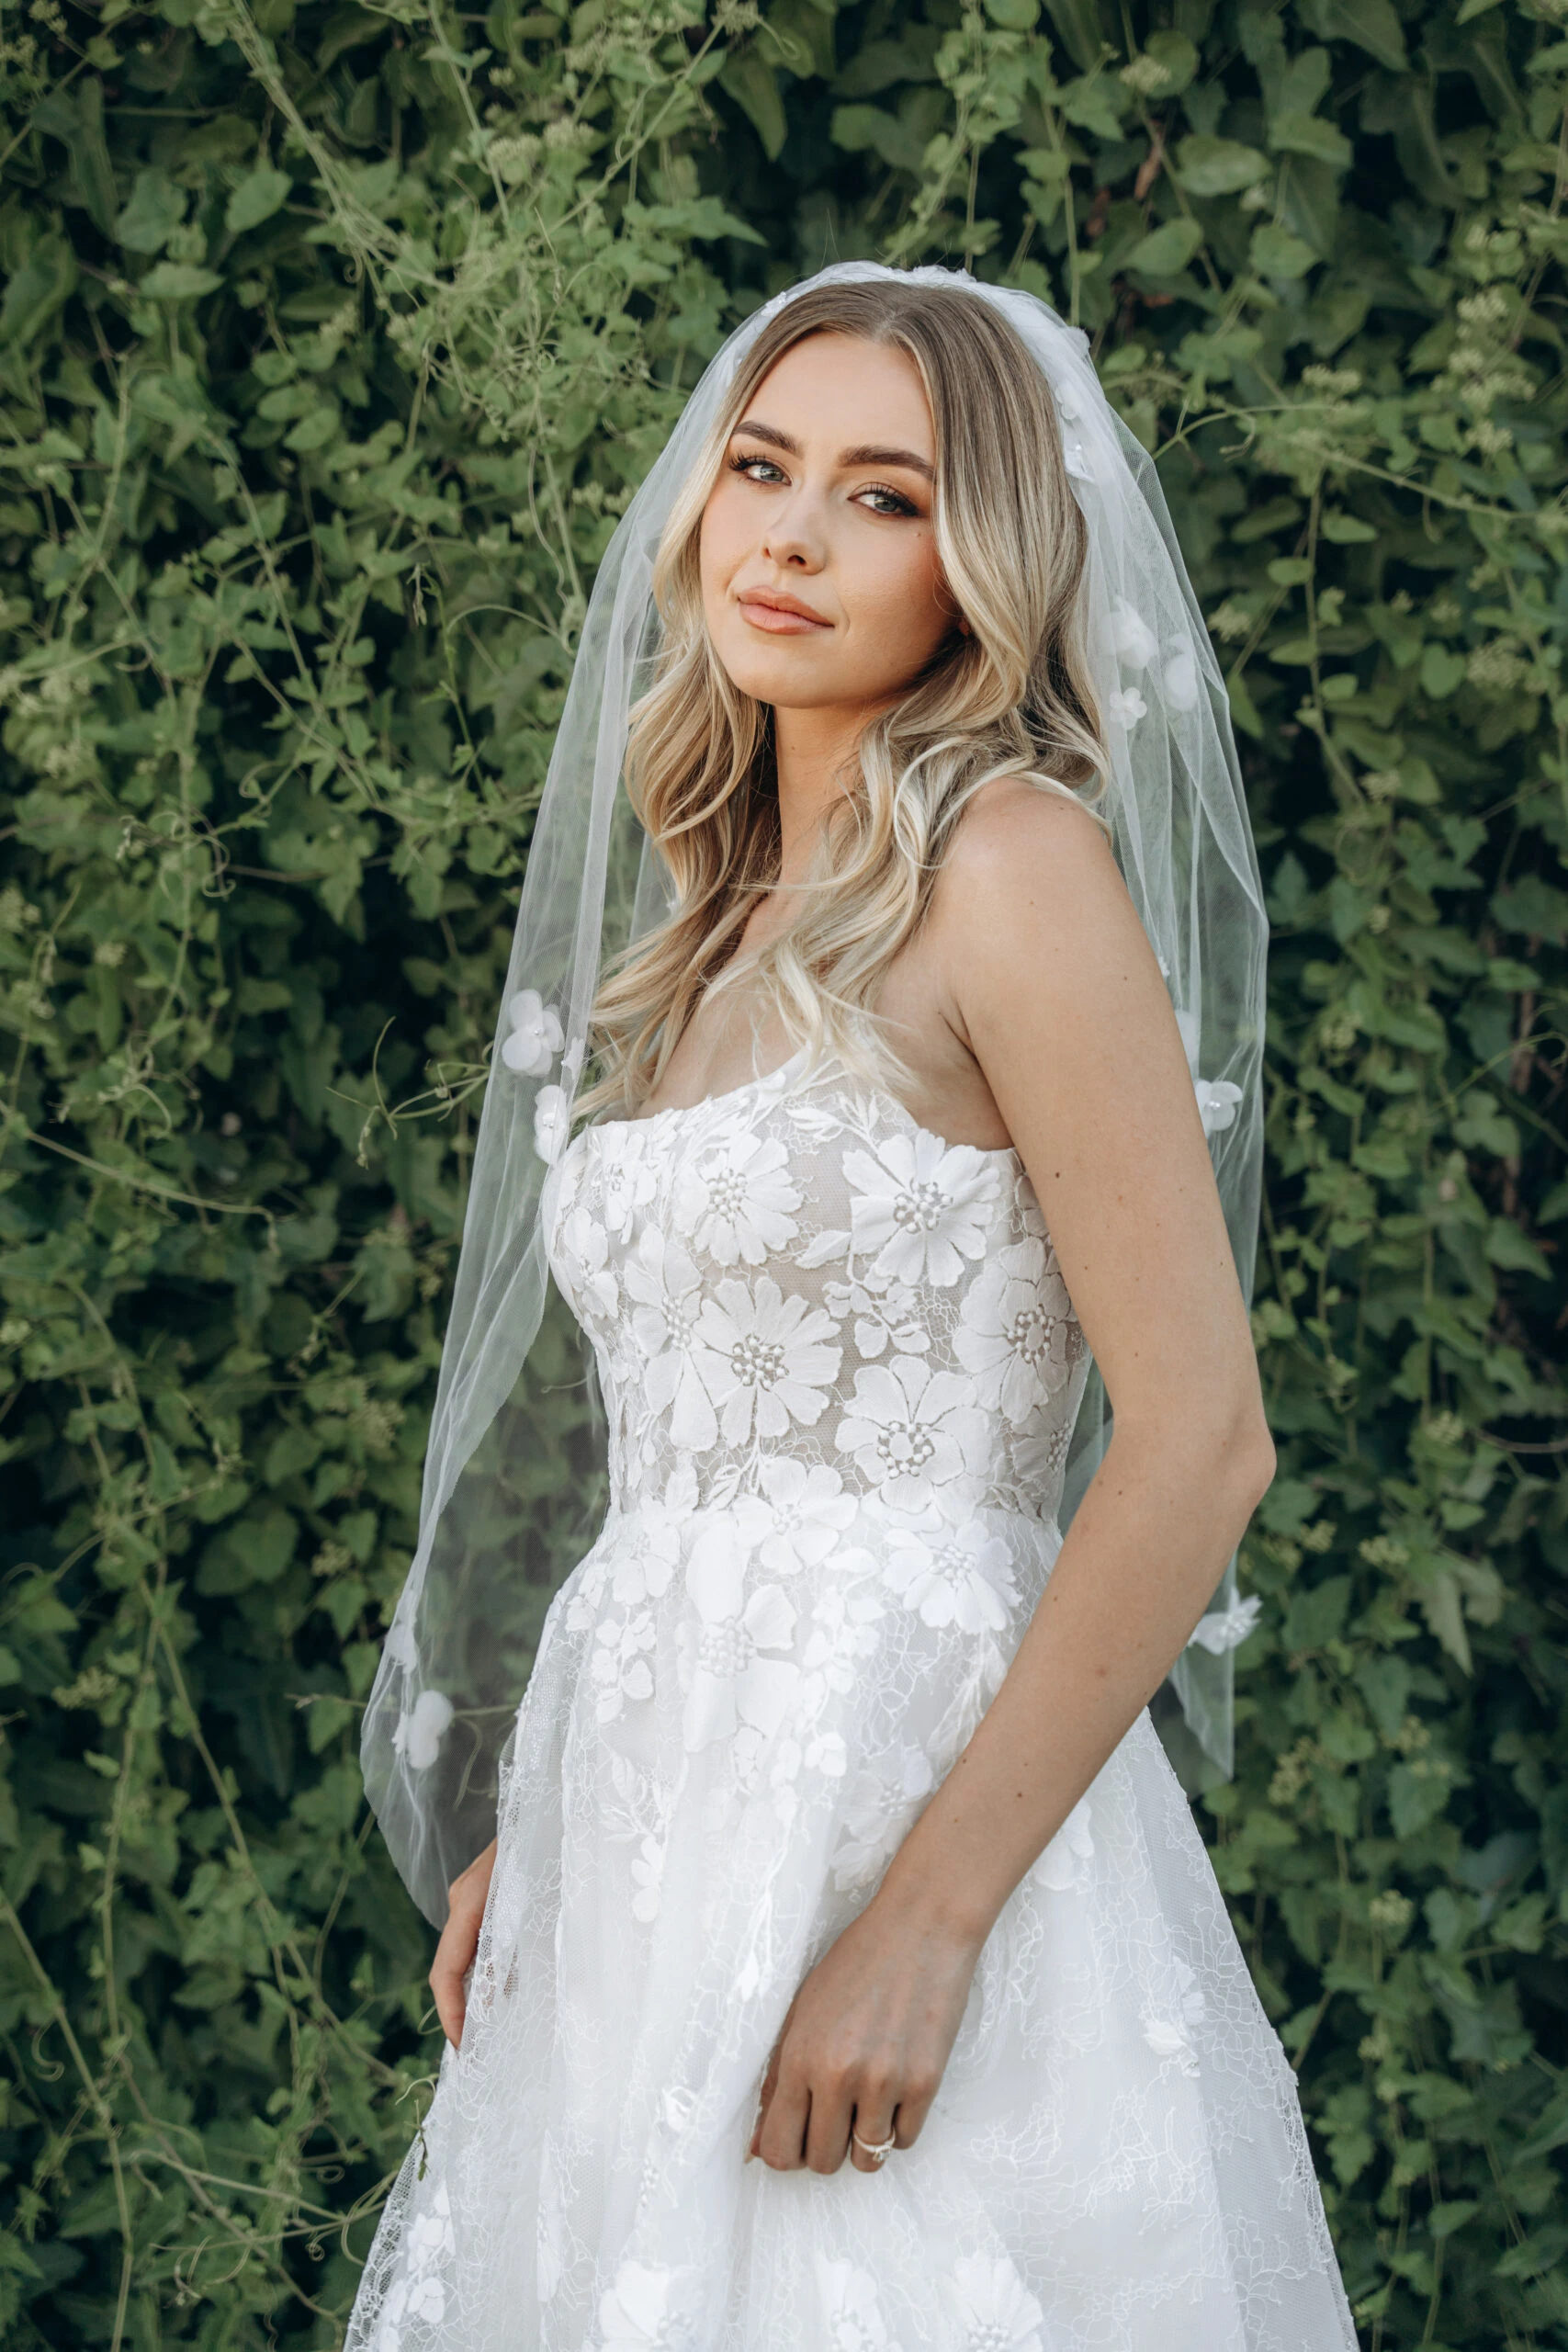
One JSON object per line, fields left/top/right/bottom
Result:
{"left": 582, "top": 277, "right": 1107, "bottom": 1115}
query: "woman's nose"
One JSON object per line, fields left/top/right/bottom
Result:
{"left": 761, "top": 487, "right": 826, "bottom": 571}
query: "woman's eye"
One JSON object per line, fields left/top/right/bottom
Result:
{"left": 729, "top": 452, "right": 786, "bottom": 484}
{"left": 856, "top": 485, "right": 918, "bottom": 518}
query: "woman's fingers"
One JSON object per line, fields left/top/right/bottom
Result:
{"left": 430, "top": 1944, "right": 468, "bottom": 2048}
{"left": 847, "top": 2088, "right": 899, "bottom": 2174}
{"left": 887, "top": 2065, "right": 939, "bottom": 2149}
{"left": 754, "top": 2058, "right": 812, "bottom": 2172}
{"left": 428, "top": 1841, "right": 498, "bottom": 2049}
{"left": 747, "top": 1995, "right": 797, "bottom": 2158}
{"left": 428, "top": 1898, "right": 479, "bottom": 2046}
{"left": 804, "top": 2075, "right": 855, "bottom": 2175}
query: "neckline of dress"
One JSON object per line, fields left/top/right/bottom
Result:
{"left": 584, "top": 1045, "right": 1024, "bottom": 1169}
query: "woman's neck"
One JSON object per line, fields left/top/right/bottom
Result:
{"left": 772, "top": 700, "right": 872, "bottom": 885}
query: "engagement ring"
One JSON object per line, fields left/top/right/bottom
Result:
{"left": 852, "top": 2127, "right": 897, "bottom": 2165}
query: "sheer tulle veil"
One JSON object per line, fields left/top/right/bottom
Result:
{"left": 362, "top": 262, "right": 1269, "bottom": 1926}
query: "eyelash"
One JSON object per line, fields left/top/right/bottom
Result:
{"left": 726, "top": 452, "right": 919, "bottom": 519}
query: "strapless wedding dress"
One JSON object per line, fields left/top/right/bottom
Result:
{"left": 346, "top": 1049, "right": 1357, "bottom": 2352}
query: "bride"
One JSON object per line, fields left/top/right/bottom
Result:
{"left": 348, "top": 267, "right": 1358, "bottom": 2350}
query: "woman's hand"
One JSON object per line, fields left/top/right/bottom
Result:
{"left": 747, "top": 1883, "right": 983, "bottom": 2175}
{"left": 429, "top": 1838, "right": 497, "bottom": 2049}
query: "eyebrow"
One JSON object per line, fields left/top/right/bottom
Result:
{"left": 731, "top": 417, "right": 934, "bottom": 482}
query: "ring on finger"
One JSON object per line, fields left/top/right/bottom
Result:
{"left": 851, "top": 2126, "right": 897, "bottom": 2165}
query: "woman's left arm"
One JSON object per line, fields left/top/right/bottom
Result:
{"left": 750, "top": 784, "right": 1275, "bottom": 2176}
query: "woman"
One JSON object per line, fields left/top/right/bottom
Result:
{"left": 349, "top": 268, "right": 1357, "bottom": 2350}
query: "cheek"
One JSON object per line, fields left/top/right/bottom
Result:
{"left": 857, "top": 530, "right": 950, "bottom": 639}
{"left": 699, "top": 482, "right": 748, "bottom": 588}
{"left": 696, "top": 510, "right": 731, "bottom": 639}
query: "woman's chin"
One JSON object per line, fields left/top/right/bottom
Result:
{"left": 716, "top": 645, "right": 846, "bottom": 709}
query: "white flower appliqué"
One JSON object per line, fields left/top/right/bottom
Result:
{"left": 882, "top": 1504, "right": 1020, "bottom": 1634}
{"left": 835, "top": 1355, "right": 986, "bottom": 1511}
{"left": 955, "top": 1236, "right": 1078, "bottom": 1423}
{"left": 391, "top": 1688, "right": 454, "bottom": 1770}
{"left": 378, "top": 2177, "right": 455, "bottom": 2342}
{"left": 1107, "top": 684, "right": 1147, "bottom": 729}
{"left": 599, "top": 1126, "right": 660, "bottom": 1241}
{"left": 1106, "top": 598, "right": 1157, "bottom": 668}
{"left": 596, "top": 2258, "right": 692, "bottom": 2349}
{"left": 691, "top": 1274, "right": 841, "bottom": 1445}
{"left": 626, "top": 1228, "right": 716, "bottom": 1453}
{"left": 674, "top": 1129, "right": 801, "bottom": 1267}
{"left": 1142, "top": 1959, "right": 1206, "bottom": 2078}
{"left": 1173, "top": 1008, "right": 1246, "bottom": 1137}
{"left": 942, "top": 2250, "right": 1046, "bottom": 2352}
{"left": 533, "top": 1083, "right": 571, "bottom": 1166}
{"left": 823, "top": 1270, "right": 931, "bottom": 1359}
{"left": 731, "top": 1457, "right": 857, "bottom": 1576}
{"left": 502, "top": 988, "right": 563, "bottom": 1077}
{"left": 608, "top": 1511, "right": 681, "bottom": 1608}
{"left": 590, "top": 1606, "right": 656, "bottom": 1724}
{"left": 816, "top": 2255, "right": 903, "bottom": 2352}
{"left": 1194, "top": 1075, "right": 1245, "bottom": 1136}
{"left": 680, "top": 1520, "right": 800, "bottom": 1754}
{"left": 831, "top": 1746, "right": 935, "bottom": 1891}
{"left": 1189, "top": 1593, "right": 1262, "bottom": 1654}
{"left": 1030, "top": 1792, "right": 1094, "bottom": 1893}
{"left": 1162, "top": 644, "right": 1201, "bottom": 711}
{"left": 629, "top": 1831, "right": 665, "bottom": 1923}
{"left": 558, "top": 1204, "right": 618, "bottom": 1324}
{"left": 844, "top": 1131, "right": 1000, "bottom": 1289}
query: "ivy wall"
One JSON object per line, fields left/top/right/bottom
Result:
{"left": 0, "top": 0, "right": 1565, "bottom": 2340}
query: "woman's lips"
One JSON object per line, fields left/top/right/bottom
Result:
{"left": 737, "top": 593, "right": 831, "bottom": 634}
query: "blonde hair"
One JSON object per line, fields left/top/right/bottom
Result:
{"left": 582, "top": 277, "right": 1106, "bottom": 1116}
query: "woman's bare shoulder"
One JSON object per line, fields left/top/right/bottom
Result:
{"left": 932, "top": 774, "right": 1134, "bottom": 956}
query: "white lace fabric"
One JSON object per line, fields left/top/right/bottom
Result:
{"left": 347, "top": 1056, "right": 1356, "bottom": 2352}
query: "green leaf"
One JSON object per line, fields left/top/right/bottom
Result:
{"left": 284, "top": 405, "right": 342, "bottom": 452}
{"left": 1142, "top": 28, "right": 1198, "bottom": 93}
{"left": 225, "top": 164, "right": 292, "bottom": 234}
{"left": 140, "top": 261, "right": 223, "bottom": 300}
{"left": 1282, "top": 1576, "right": 1351, "bottom": 1654}
{"left": 1319, "top": 510, "right": 1377, "bottom": 542}
{"left": 1249, "top": 223, "right": 1317, "bottom": 281}
{"left": 1040, "top": 0, "right": 1108, "bottom": 73}
{"left": 1296, "top": 0, "right": 1407, "bottom": 72}
{"left": 1175, "top": 134, "right": 1270, "bottom": 196}
{"left": 197, "top": 1505, "right": 299, "bottom": 1595}
{"left": 829, "top": 101, "right": 925, "bottom": 172}
{"left": 1123, "top": 217, "right": 1204, "bottom": 277}
{"left": 116, "top": 166, "right": 187, "bottom": 254}
{"left": 984, "top": 0, "right": 1039, "bottom": 27}
{"left": 1486, "top": 1219, "right": 1552, "bottom": 1279}
{"left": 722, "top": 50, "right": 789, "bottom": 158}
{"left": 0, "top": 233, "right": 77, "bottom": 346}
{"left": 1421, "top": 644, "right": 1467, "bottom": 699}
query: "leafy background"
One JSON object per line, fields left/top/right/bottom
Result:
{"left": 1, "top": 0, "right": 1565, "bottom": 2338}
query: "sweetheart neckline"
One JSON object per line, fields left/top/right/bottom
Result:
{"left": 574, "top": 1046, "right": 1025, "bottom": 1170}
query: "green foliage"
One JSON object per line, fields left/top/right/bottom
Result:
{"left": 0, "top": 0, "right": 1564, "bottom": 2340}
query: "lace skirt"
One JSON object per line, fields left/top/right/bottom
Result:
{"left": 346, "top": 1501, "right": 1358, "bottom": 2352}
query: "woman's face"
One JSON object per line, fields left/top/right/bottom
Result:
{"left": 698, "top": 332, "right": 960, "bottom": 716}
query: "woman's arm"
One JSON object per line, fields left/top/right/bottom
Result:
{"left": 750, "top": 783, "right": 1274, "bottom": 2175}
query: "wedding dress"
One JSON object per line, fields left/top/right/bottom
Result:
{"left": 346, "top": 1047, "right": 1358, "bottom": 2352}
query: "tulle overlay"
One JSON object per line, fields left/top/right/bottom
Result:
{"left": 347, "top": 1057, "right": 1356, "bottom": 2351}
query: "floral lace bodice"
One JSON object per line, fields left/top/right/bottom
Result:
{"left": 542, "top": 1048, "right": 1090, "bottom": 1532}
